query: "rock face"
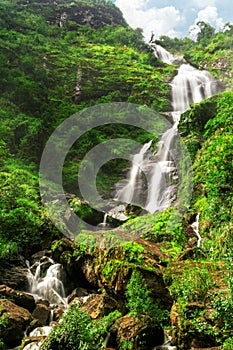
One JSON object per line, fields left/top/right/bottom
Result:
{"left": 171, "top": 302, "right": 220, "bottom": 350}
{"left": 0, "top": 284, "right": 36, "bottom": 312}
{"left": 0, "top": 260, "right": 29, "bottom": 290}
{"left": 82, "top": 294, "right": 118, "bottom": 319}
{"left": 32, "top": 302, "right": 51, "bottom": 326}
{"left": 52, "top": 237, "right": 172, "bottom": 311}
{"left": 115, "top": 314, "right": 164, "bottom": 349}
{"left": 0, "top": 299, "right": 33, "bottom": 348}
{"left": 16, "top": 0, "right": 127, "bottom": 28}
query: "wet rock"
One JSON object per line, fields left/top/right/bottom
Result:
{"left": 52, "top": 306, "right": 64, "bottom": 321}
{"left": 32, "top": 303, "right": 50, "bottom": 326}
{"left": 36, "top": 299, "right": 50, "bottom": 307}
{"left": 30, "top": 250, "right": 52, "bottom": 265}
{"left": 0, "top": 284, "right": 36, "bottom": 312}
{"left": 21, "top": 338, "right": 44, "bottom": 350}
{"left": 67, "top": 287, "right": 91, "bottom": 304}
{"left": 52, "top": 238, "right": 172, "bottom": 311}
{"left": 171, "top": 302, "right": 219, "bottom": 349}
{"left": 0, "top": 260, "right": 29, "bottom": 290}
{"left": 82, "top": 294, "right": 118, "bottom": 319}
{"left": 29, "top": 326, "right": 53, "bottom": 337}
{"left": 29, "top": 255, "right": 54, "bottom": 276}
{"left": 27, "top": 318, "right": 42, "bottom": 335}
{"left": 115, "top": 314, "right": 164, "bottom": 349}
{"left": 0, "top": 299, "right": 33, "bottom": 348}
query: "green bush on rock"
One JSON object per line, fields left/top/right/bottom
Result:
{"left": 41, "top": 304, "right": 121, "bottom": 350}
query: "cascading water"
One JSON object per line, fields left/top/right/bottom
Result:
{"left": 114, "top": 45, "right": 221, "bottom": 215}
{"left": 154, "top": 329, "right": 177, "bottom": 350}
{"left": 153, "top": 44, "right": 175, "bottom": 64}
{"left": 98, "top": 212, "right": 110, "bottom": 229}
{"left": 114, "top": 140, "right": 152, "bottom": 205}
{"left": 27, "top": 256, "right": 67, "bottom": 307}
{"left": 145, "top": 127, "right": 178, "bottom": 213}
{"left": 171, "top": 63, "right": 220, "bottom": 113}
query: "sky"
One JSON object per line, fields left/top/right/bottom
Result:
{"left": 113, "top": 0, "right": 233, "bottom": 40}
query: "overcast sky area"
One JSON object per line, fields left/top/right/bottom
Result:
{"left": 113, "top": 0, "right": 233, "bottom": 41}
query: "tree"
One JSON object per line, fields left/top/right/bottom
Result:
{"left": 196, "top": 21, "right": 215, "bottom": 43}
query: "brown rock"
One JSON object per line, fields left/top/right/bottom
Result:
{"left": 116, "top": 314, "right": 164, "bottom": 349}
{"left": 0, "top": 299, "right": 33, "bottom": 348}
{"left": 82, "top": 294, "right": 117, "bottom": 319}
{"left": 32, "top": 303, "right": 50, "bottom": 325}
{"left": 0, "top": 284, "right": 36, "bottom": 312}
{"left": 0, "top": 261, "right": 29, "bottom": 290}
{"left": 67, "top": 287, "right": 90, "bottom": 304}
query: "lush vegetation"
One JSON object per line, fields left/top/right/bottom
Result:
{"left": 0, "top": 0, "right": 174, "bottom": 258}
{"left": 0, "top": 0, "right": 232, "bottom": 349}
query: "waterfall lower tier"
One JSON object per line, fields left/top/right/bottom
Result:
{"left": 114, "top": 119, "right": 179, "bottom": 214}
{"left": 27, "top": 256, "right": 67, "bottom": 308}
{"left": 114, "top": 140, "right": 152, "bottom": 206}
{"left": 154, "top": 329, "right": 177, "bottom": 350}
{"left": 145, "top": 125, "right": 179, "bottom": 213}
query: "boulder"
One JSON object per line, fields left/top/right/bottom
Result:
{"left": 67, "top": 287, "right": 91, "bottom": 304}
{"left": 115, "top": 314, "right": 164, "bottom": 349}
{"left": 32, "top": 303, "right": 50, "bottom": 326}
{"left": 171, "top": 302, "right": 219, "bottom": 349}
{"left": 0, "top": 284, "right": 36, "bottom": 312}
{"left": 0, "top": 299, "right": 33, "bottom": 348}
{"left": 30, "top": 250, "right": 52, "bottom": 265}
{"left": 0, "top": 260, "right": 29, "bottom": 290}
{"left": 82, "top": 294, "right": 118, "bottom": 319}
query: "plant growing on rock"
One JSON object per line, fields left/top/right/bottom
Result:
{"left": 126, "top": 270, "right": 169, "bottom": 325}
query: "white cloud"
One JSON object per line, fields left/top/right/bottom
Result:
{"left": 189, "top": 6, "right": 225, "bottom": 38}
{"left": 115, "top": 0, "right": 182, "bottom": 40}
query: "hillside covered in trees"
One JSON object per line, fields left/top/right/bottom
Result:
{"left": 0, "top": 1, "right": 232, "bottom": 350}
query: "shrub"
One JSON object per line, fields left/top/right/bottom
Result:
{"left": 126, "top": 270, "right": 169, "bottom": 325}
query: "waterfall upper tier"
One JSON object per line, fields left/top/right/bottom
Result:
{"left": 153, "top": 44, "right": 175, "bottom": 64}
{"left": 171, "top": 63, "right": 221, "bottom": 113}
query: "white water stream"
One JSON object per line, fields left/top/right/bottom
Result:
{"left": 114, "top": 45, "right": 221, "bottom": 216}
{"left": 27, "top": 256, "right": 67, "bottom": 307}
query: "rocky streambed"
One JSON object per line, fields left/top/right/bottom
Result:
{"left": 0, "top": 237, "right": 228, "bottom": 350}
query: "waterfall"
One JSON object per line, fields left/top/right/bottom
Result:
{"left": 114, "top": 45, "right": 221, "bottom": 215}
{"left": 27, "top": 256, "right": 67, "bottom": 307}
{"left": 154, "top": 329, "right": 177, "bottom": 350}
{"left": 153, "top": 44, "right": 175, "bottom": 64}
{"left": 114, "top": 140, "right": 152, "bottom": 205}
{"left": 171, "top": 63, "right": 220, "bottom": 114}
{"left": 98, "top": 212, "right": 110, "bottom": 228}
{"left": 191, "top": 213, "right": 202, "bottom": 248}
{"left": 145, "top": 127, "right": 178, "bottom": 213}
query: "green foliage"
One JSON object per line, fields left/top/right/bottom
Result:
{"left": 126, "top": 270, "right": 169, "bottom": 325}
{"left": 182, "top": 25, "right": 233, "bottom": 89}
{"left": 122, "top": 242, "right": 144, "bottom": 264}
{"left": 0, "top": 308, "right": 9, "bottom": 349}
{"left": 124, "top": 208, "right": 187, "bottom": 260}
{"left": 41, "top": 304, "right": 121, "bottom": 350}
{"left": 195, "top": 21, "right": 215, "bottom": 43}
{"left": 155, "top": 36, "right": 195, "bottom": 55}
{"left": 168, "top": 264, "right": 215, "bottom": 304}
{"left": 213, "top": 296, "right": 233, "bottom": 332}
{"left": 0, "top": 160, "right": 60, "bottom": 258}
{"left": 222, "top": 338, "right": 233, "bottom": 350}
